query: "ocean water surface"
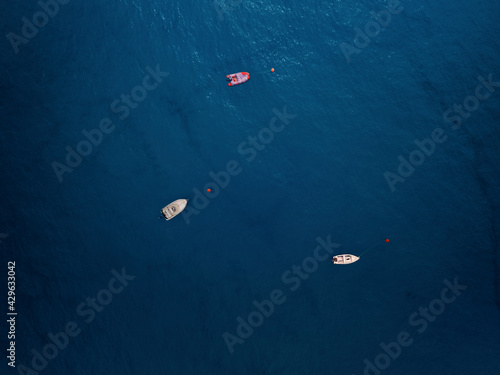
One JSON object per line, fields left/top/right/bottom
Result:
{"left": 1, "top": 0, "right": 500, "bottom": 374}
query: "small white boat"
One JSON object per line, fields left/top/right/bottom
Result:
{"left": 332, "top": 254, "right": 360, "bottom": 265}
{"left": 161, "top": 199, "right": 188, "bottom": 220}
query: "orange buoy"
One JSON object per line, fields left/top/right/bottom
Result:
{"left": 271, "top": 68, "right": 275, "bottom": 72}
{"left": 207, "top": 188, "right": 211, "bottom": 192}
{"left": 385, "top": 239, "right": 389, "bottom": 242}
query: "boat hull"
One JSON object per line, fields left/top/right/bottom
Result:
{"left": 227, "top": 72, "right": 250, "bottom": 86}
{"left": 161, "top": 199, "right": 188, "bottom": 220}
{"left": 332, "top": 254, "right": 360, "bottom": 265}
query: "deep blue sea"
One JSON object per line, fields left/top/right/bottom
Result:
{"left": 2, "top": 0, "right": 500, "bottom": 374}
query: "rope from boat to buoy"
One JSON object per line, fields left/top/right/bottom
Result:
{"left": 358, "top": 239, "right": 390, "bottom": 258}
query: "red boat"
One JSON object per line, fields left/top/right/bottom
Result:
{"left": 227, "top": 72, "right": 250, "bottom": 86}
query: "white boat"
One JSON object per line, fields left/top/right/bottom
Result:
{"left": 332, "top": 254, "right": 360, "bottom": 265}
{"left": 161, "top": 199, "right": 188, "bottom": 220}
